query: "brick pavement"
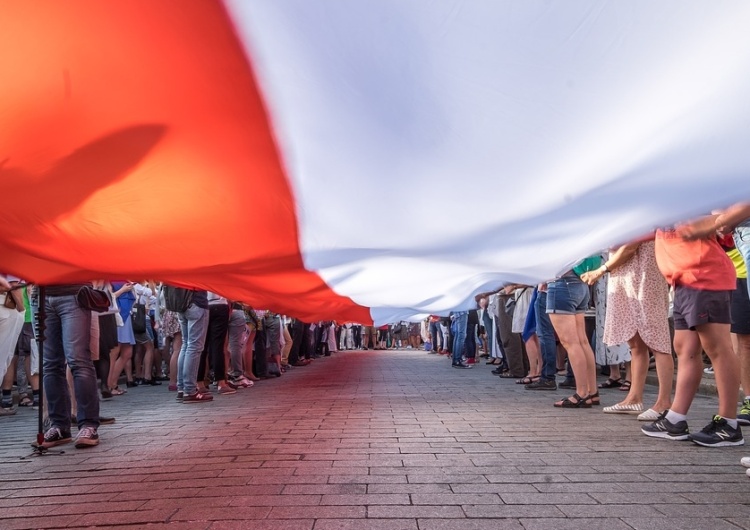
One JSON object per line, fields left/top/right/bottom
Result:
{"left": 0, "top": 349, "right": 748, "bottom": 530}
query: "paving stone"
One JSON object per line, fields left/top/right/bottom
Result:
{"left": 461, "top": 505, "right": 565, "bottom": 518}
{"left": 269, "top": 506, "right": 366, "bottom": 519}
{"left": 518, "top": 518, "right": 636, "bottom": 530}
{"left": 557, "top": 504, "right": 663, "bottom": 518}
{"left": 416, "top": 520, "right": 524, "bottom": 530}
{"left": 320, "top": 494, "right": 410, "bottom": 505}
{"left": 367, "top": 506, "right": 466, "bottom": 518}
{"left": 622, "top": 518, "right": 745, "bottom": 530}
{"left": 210, "top": 521, "right": 313, "bottom": 530}
{"left": 314, "top": 519, "right": 418, "bottom": 530}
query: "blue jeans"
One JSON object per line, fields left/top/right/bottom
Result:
{"left": 535, "top": 290, "right": 557, "bottom": 382}
{"left": 177, "top": 303, "right": 209, "bottom": 395}
{"left": 734, "top": 223, "right": 750, "bottom": 293}
{"left": 429, "top": 321, "right": 441, "bottom": 351}
{"left": 40, "top": 295, "right": 99, "bottom": 430}
{"left": 227, "top": 309, "right": 247, "bottom": 378}
{"left": 451, "top": 312, "right": 468, "bottom": 364}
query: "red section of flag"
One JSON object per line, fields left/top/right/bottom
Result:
{"left": 0, "top": 1, "right": 371, "bottom": 324}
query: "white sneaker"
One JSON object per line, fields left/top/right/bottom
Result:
{"left": 233, "top": 375, "right": 254, "bottom": 388}
{"left": 637, "top": 408, "right": 662, "bottom": 422}
{"left": 703, "top": 366, "right": 714, "bottom": 375}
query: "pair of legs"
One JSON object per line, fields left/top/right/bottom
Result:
{"left": 164, "top": 332, "right": 183, "bottom": 387}
{"left": 671, "top": 322, "right": 739, "bottom": 419}
{"left": 107, "top": 342, "right": 133, "bottom": 391}
{"left": 613, "top": 332, "right": 673, "bottom": 412}
{"left": 550, "top": 312, "right": 597, "bottom": 403}
{"left": 524, "top": 334, "right": 541, "bottom": 379}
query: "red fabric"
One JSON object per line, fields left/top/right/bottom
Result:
{"left": 0, "top": 1, "right": 371, "bottom": 324}
{"left": 654, "top": 230, "right": 736, "bottom": 291}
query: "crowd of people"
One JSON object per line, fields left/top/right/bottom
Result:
{"left": 1, "top": 203, "right": 750, "bottom": 476}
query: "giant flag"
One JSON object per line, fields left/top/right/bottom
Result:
{"left": 2, "top": 1, "right": 750, "bottom": 324}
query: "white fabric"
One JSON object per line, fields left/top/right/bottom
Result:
{"left": 228, "top": 1, "right": 750, "bottom": 324}
{"left": 0, "top": 306, "right": 24, "bottom": 382}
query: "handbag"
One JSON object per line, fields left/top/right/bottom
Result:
{"left": 131, "top": 303, "right": 147, "bottom": 333}
{"left": 76, "top": 286, "right": 111, "bottom": 312}
{"left": 3, "top": 291, "right": 18, "bottom": 311}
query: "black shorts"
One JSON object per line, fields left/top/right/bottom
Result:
{"left": 673, "top": 286, "right": 731, "bottom": 331}
{"left": 14, "top": 322, "right": 33, "bottom": 356}
{"left": 730, "top": 278, "right": 750, "bottom": 335}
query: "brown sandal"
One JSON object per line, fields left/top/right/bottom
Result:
{"left": 554, "top": 393, "right": 592, "bottom": 408}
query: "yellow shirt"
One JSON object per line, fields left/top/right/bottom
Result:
{"left": 728, "top": 248, "right": 748, "bottom": 279}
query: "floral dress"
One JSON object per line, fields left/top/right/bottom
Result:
{"left": 602, "top": 241, "right": 671, "bottom": 354}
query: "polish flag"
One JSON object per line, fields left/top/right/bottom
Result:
{"left": 2, "top": 1, "right": 750, "bottom": 324}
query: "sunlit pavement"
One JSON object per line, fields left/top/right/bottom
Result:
{"left": 1, "top": 348, "right": 748, "bottom": 530}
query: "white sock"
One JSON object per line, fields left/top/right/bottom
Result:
{"left": 724, "top": 418, "right": 739, "bottom": 429}
{"left": 665, "top": 410, "right": 687, "bottom": 424}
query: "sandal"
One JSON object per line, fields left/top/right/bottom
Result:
{"left": 619, "top": 380, "right": 631, "bottom": 391}
{"left": 110, "top": 386, "right": 126, "bottom": 396}
{"left": 516, "top": 375, "right": 540, "bottom": 385}
{"left": 18, "top": 396, "right": 34, "bottom": 407}
{"left": 554, "top": 393, "right": 592, "bottom": 408}
{"left": 588, "top": 391, "right": 601, "bottom": 406}
{"left": 598, "top": 378, "right": 622, "bottom": 389}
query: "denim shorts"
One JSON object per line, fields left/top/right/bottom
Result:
{"left": 546, "top": 275, "right": 590, "bottom": 315}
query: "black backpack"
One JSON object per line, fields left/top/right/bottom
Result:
{"left": 163, "top": 285, "right": 194, "bottom": 313}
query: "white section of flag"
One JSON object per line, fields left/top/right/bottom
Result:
{"left": 227, "top": 0, "right": 750, "bottom": 323}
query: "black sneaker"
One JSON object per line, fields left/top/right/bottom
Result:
{"left": 99, "top": 416, "right": 116, "bottom": 425}
{"left": 40, "top": 426, "right": 72, "bottom": 448}
{"left": 525, "top": 379, "right": 557, "bottom": 391}
{"left": 689, "top": 416, "right": 744, "bottom": 447}
{"left": 641, "top": 411, "right": 690, "bottom": 441}
{"left": 452, "top": 362, "right": 472, "bottom": 369}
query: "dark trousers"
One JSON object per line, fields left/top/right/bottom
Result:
{"left": 253, "top": 329, "right": 267, "bottom": 377}
{"left": 198, "top": 304, "right": 229, "bottom": 381}
{"left": 288, "top": 321, "right": 304, "bottom": 365}
{"left": 498, "top": 295, "right": 525, "bottom": 376}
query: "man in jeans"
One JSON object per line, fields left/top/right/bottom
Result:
{"left": 176, "top": 289, "right": 211, "bottom": 403}
{"left": 35, "top": 284, "right": 100, "bottom": 448}
{"left": 451, "top": 311, "right": 471, "bottom": 368}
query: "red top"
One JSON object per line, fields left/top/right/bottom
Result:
{"left": 654, "top": 229, "right": 736, "bottom": 290}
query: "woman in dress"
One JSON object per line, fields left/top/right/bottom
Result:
{"left": 582, "top": 240, "right": 673, "bottom": 418}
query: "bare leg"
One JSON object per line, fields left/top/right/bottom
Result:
{"left": 143, "top": 340, "right": 154, "bottom": 381}
{"left": 736, "top": 333, "right": 750, "bottom": 399}
{"left": 550, "top": 313, "right": 595, "bottom": 401}
{"left": 169, "top": 334, "right": 182, "bottom": 386}
{"left": 698, "top": 323, "right": 740, "bottom": 419}
{"left": 525, "top": 334, "right": 542, "bottom": 377}
{"left": 107, "top": 344, "right": 121, "bottom": 389}
{"left": 670, "top": 330, "right": 703, "bottom": 415}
